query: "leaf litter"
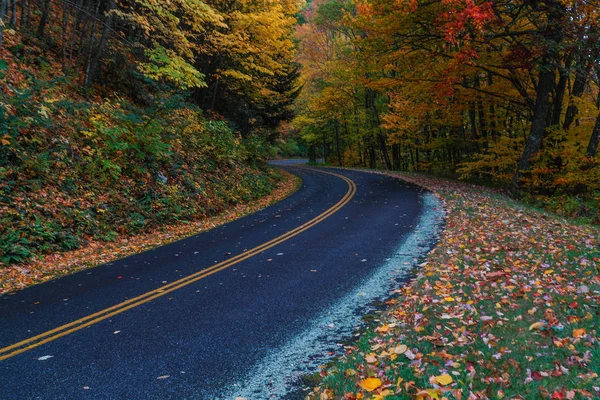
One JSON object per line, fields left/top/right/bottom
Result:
{"left": 310, "top": 171, "right": 599, "bottom": 400}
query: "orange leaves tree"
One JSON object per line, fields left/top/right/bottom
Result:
{"left": 294, "top": 0, "right": 600, "bottom": 195}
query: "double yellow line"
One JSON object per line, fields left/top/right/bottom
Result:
{"left": 0, "top": 168, "right": 356, "bottom": 361}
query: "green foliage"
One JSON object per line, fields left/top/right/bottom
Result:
{"left": 272, "top": 137, "right": 308, "bottom": 158}
{"left": 0, "top": 59, "right": 8, "bottom": 79}
{"left": 139, "top": 46, "right": 207, "bottom": 89}
{"left": 0, "top": 81, "right": 278, "bottom": 268}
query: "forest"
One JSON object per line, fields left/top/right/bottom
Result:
{"left": 1, "top": 0, "right": 600, "bottom": 267}
{"left": 294, "top": 0, "right": 600, "bottom": 220}
{"left": 0, "top": 0, "right": 302, "bottom": 266}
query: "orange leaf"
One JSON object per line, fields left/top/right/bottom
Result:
{"left": 572, "top": 328, "right": 586, "bottom": 338}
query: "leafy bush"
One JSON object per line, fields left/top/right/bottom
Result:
{"left": 0, "top": 83, "right": 278, "bottom": 268}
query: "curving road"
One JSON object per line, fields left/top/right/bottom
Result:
{"left": 0, "top": 166, "right": 440, "bottom": 399}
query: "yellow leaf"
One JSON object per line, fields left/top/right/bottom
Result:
{"left": 544, "top": 269, "right": 554, "bottom": 275}
{"left": 416, "top": 389, "right": 440, "bottom": 400}
{"left": 444, "top": 297, "right": 454, "bottom": 302}
{"left": 359, "top": 377, "right": 382, "bottom": 392}
{"left": 377, "top": 324, "right": 389, "bottom": 333}
{"left": 528, "top": 322, "right": 546, "bottom": 331}
{"left": 435, "top": 374, "right": 453, "bottom": 386}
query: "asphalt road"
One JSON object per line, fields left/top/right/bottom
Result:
{"left": 0, "top": 166, "right": 437, "bottom": 399}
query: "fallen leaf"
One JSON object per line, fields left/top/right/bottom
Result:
{"left": 572, "top": 328, "right": 586, "bottom": 338}
{"left": 394, "top": 344, "right": 408, "bottom": 354}
{"left": 359, "top": 377, "right": 382, "bottom": 392}
{"left": 416, "top": 389, "right": 440, "bottom": 400}
{"left": 529, "top": 322, "right": 546, "bottom": 331}
{"left": 435, "top": 374, "right": 453, "bottom": 386}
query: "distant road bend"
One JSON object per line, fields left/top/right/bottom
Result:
{"left": 0, "top": 163, "right": 441, "bottom": 399}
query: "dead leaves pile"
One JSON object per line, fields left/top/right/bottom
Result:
{"left": 0, "top": 170, "right": 300, "bottom": 295}
{"left": 311, "top": 172, "right": 599, "bottom": 400}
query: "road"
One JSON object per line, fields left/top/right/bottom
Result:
{"left": 0, "top": 166, "right": 441, "bottom": 399}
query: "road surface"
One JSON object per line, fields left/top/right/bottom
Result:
{"left": 0, "top": 166, "right": 441, "bottom": 399}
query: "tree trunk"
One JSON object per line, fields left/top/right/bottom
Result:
{"left": 333, "top": 119, "right": 343, "bottom": 166}
{"left": 9, "top": 0, "right": 15, "bottom": 26}
{"left": 308, "top": 144, "right": 316, "bottom": 163}
{"left": 586, "top": 112, "right": 600, "bottom": 158}
{"left": 0, "top": 0, "right": 5, "bottom": 48}
{"left": 19, "top": 0, "right": 25, "bottom": 29}
{"left": 513, "top": 64, "right": 556, "bottom": 188}
{"left": 84, "top": 0, "right": 114, "bottom": 86}
{"left": 551, "top": 58, "right": 571, "bottom": 127}
{"left": 368, "top": 146, "right": 376, "bottom": 168}
{"left": 322, "top": 130, "right": 327, "bottom": 163}
{"left": 563, "top": 64, "right": 590, "bottom": 130}
{"left": 392, "top": 143, "right": 401, "bottom": 170}
{"left": 37, "top": 0, "right": 51, "bottom": 37}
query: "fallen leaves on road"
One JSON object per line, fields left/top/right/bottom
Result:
{"left": 310, "top": 171, "right": 600, "bottom": 399}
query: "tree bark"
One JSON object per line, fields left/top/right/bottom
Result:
{"left": 37, "top": 0, "right": 51, "bottom": 37}
{"left": 0, "top": 0, "right": 5, "bottom": 48}
{"left": 333, "top": 119, "right": 343, "bottom": 166}
{"left": 563, "top": 64, "right": 590, "bottom": 130}
{"left": 586, "top": 112, "right": 600, "bottom": 158}
{"left": 19, "top": 0, "right": 25, "bottom": 29}
{"left": 392, "top": 143, "right": 401, "bottom": 170}
{"left": 512, "top": 0, "right": 565, "bottom": 189}
{"left": 368, "top": 145, "right": 376, "bottom": 168}
{"left": 512, "top": 64, "right": 556, "bottom": 188}
{"left": 9, "top": 0, "right": 15, "bottom": 26}
{"left": 84, "top": 0, "right": 114, "bottom": 86}
{"left": 551, "top": 59, "right": 570, "bottom": 127}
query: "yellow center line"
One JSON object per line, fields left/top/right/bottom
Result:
{"left": 0, "top": 168, "right": 357, "bottom": 361}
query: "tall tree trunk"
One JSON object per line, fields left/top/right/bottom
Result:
{"left": 333, "top": 119, "right": 343, "bottom": 166}
{"left": 37, "top": 0, "right": 51, "bottom": 37}
{"left": 0, "top": 0, "right": 5, "bottom": 48}
{"left": 308, "top": 144, "right": 316, "bottom": 163}
{"left": 563, "top": 64, "right": 590, "bottom": 130}
{"left": 19, "top": 0, "right": 25, "bottom": 30}
{"left": 586, "top": 112, "right": 600, "bottom": 158}
{"left": 9, "top": 0, "right": 16, "bottom": 26}
{"left": 85, "top": 0, "right": 114, "bottom": 86}
{"left": 368, "top": 145, "right": 376, "bottom": 168}
{"left": 392, "top": 143, "right": 401, "bottom": 170}
{"left": 487, "top": 72, "right": 498, "bottom": 140}
{"left": 61, "top": 2, "right": 68, "bottom": 72}
{"left": 513, "top": 64, "right": 556, "bottom": 188}
{"left": 322, "top": 130, "right": 327, "bottom": 163}
{"left": 551, "top": 58, "right": 571, "bottom": 127}
{"left": 366, "top": 87, "right": 391, "bottom": 169}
